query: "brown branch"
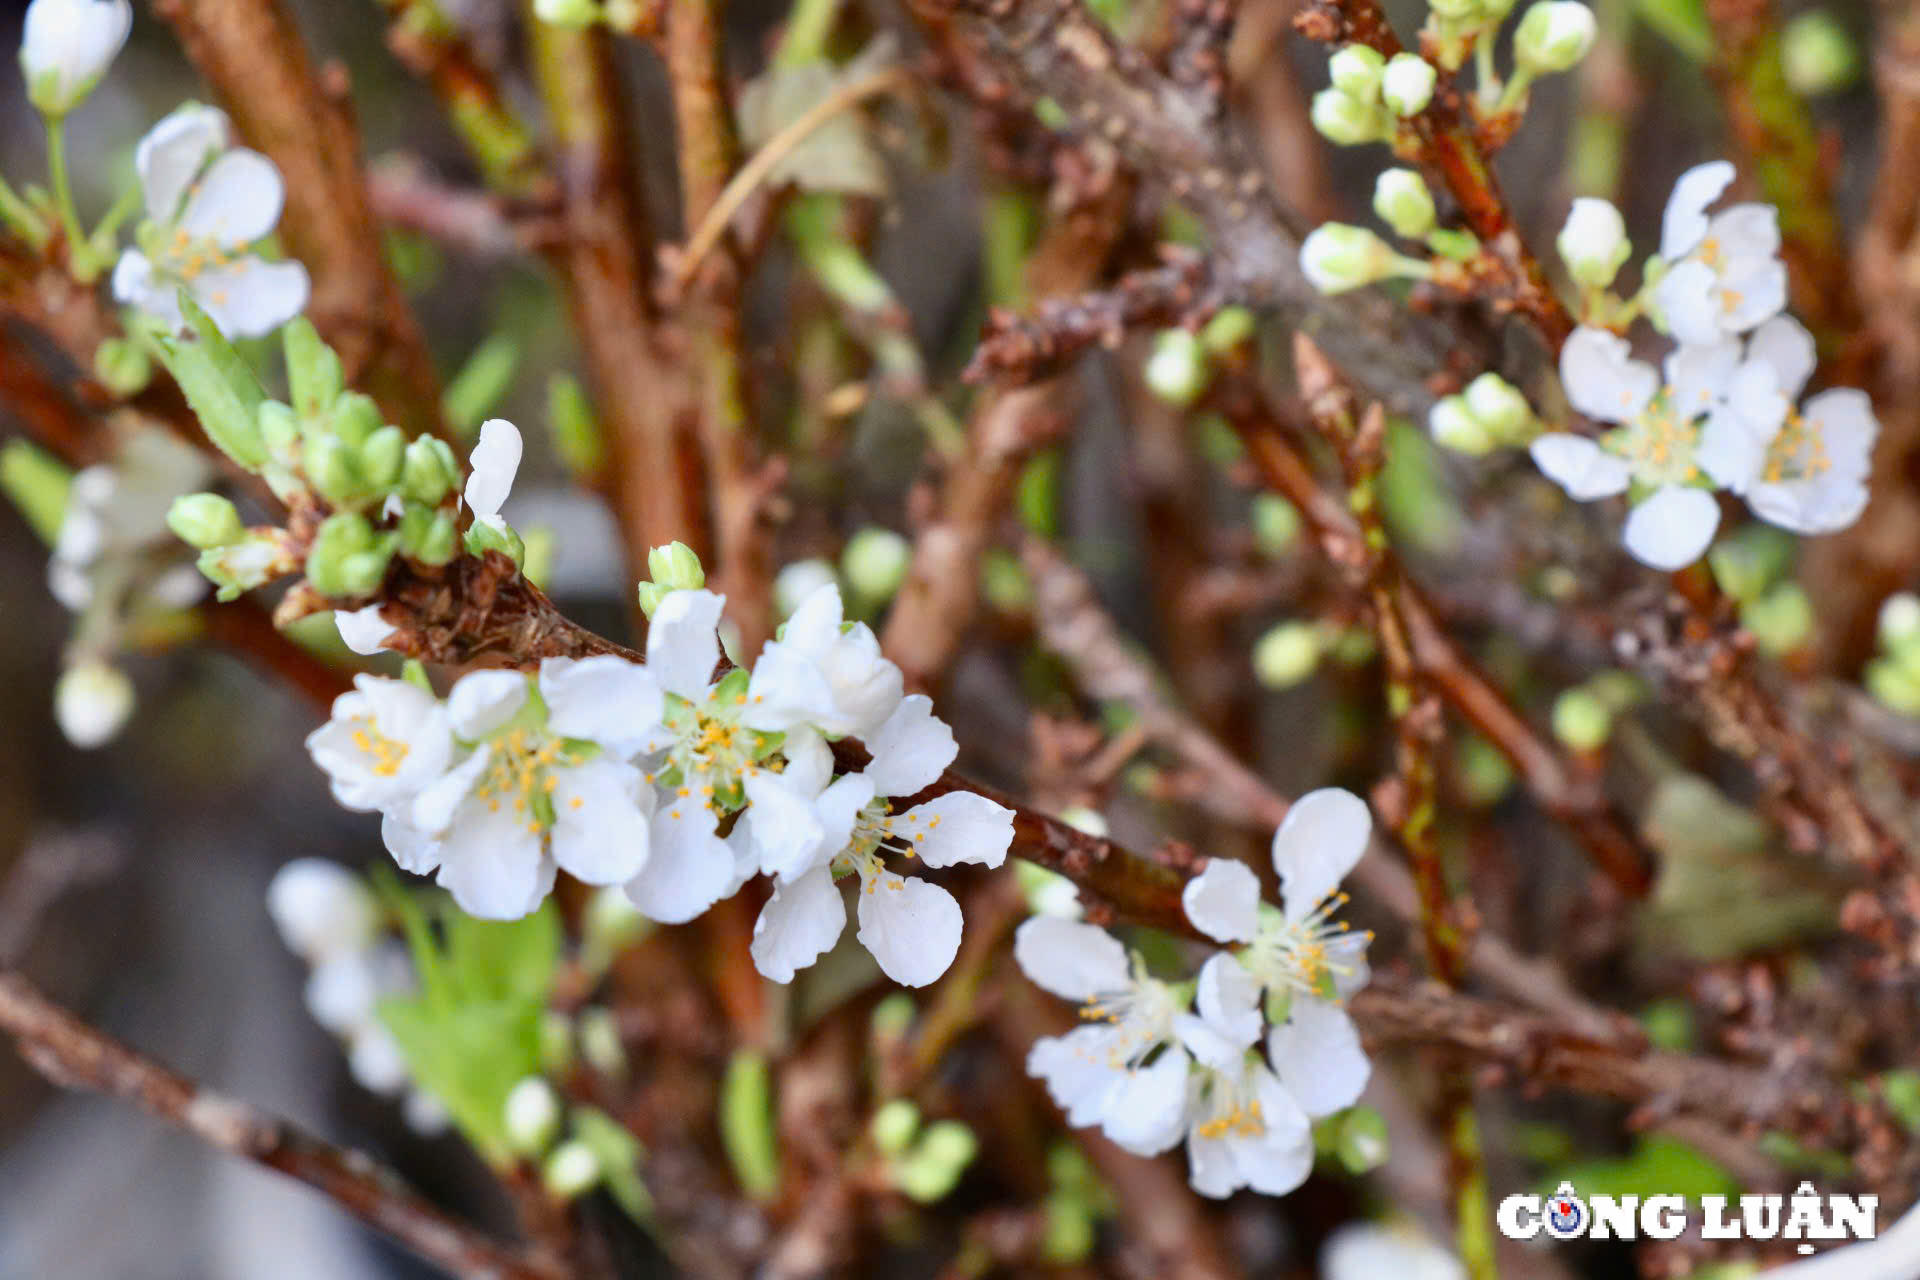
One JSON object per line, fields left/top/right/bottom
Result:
{"left": 148, "top": 0, "right": 447, "bottom": 439}
{"left": 0, "top": 968, "right": 565, "bottom": 1280}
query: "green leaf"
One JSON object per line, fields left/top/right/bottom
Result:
{"left": 153, "top": 293, "right": 269, "bottom": 470}
{"left": 572, "top": 1107, "right": 654, "bottom": 1227}
{"left": 444, "top": 333, "right": 520, "bottom": 438}
{"left": 719, "top": 1051, "right": 781, "bottom": 1202}
{"left": 443, "top": 902, "right": 562, "bottom": 1006}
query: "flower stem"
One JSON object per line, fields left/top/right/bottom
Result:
{"left": 1473, "top": 30, "right": 1501, "bottom": 113}
{"left": 44, "top": 117, "right": 99, "bottom": 283}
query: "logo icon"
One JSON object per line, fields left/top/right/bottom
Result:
{"left": 1544, "top": 1183, "right": 1587, "bottom": 1240}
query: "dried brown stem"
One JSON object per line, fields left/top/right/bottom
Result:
{"left": 0, "top": 969, "right": 565, "bottom": 1280}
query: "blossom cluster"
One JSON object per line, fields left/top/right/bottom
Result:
{"left": 307, "top": 551, "right": 1015, "bottom": 988}
{"left": 1528, "top": 162, "right": 1877, "bottom": 569}
{"left": 1017, "top": 789, "right": 1374, "bottom": 1198}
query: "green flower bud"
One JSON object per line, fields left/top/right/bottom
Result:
{"left": 1880, "top": 592, "right": 1920, "bottom": 654}
{"left": 93, "top": 337, "right": 152, "bottom": 398}
{"left": 1552, "top": 686, "right": 1612, "bottom": 752}
{"left": 647, "top": 541, "right": 706, "bottom": 592}
{"left": 1463, "top": 372, "right": 1533, "bottom": 444}
{"left": 1336, "top": 1106, "right": 1390, "bottom": 1174}
{"left": 1515, "top": 2, "right": 1596, "bottom": 74}
{"left": 1428, "top": 395, "right": 1496, "bottom": 455}
{"left": 358, "top": 425, "right": 406, "bottom": 492}
{"left": 401, "top": 437, "right": 460, "bottom": 506}
{"left": 1299, "top": 223, "right": 1421, "bottom": 295}
{"left": 167, "top": 492, "right": 244, "bottom": 549}
{"left": 1199, "top": 306, "right": 1256, "bottom": 354}
{"left": 1327, "top": 45, "right": 1386, "bottom": 99}
{"left": 258, "top": 400, "right": 302, "bottom": 463}
{"left": 1742, "top": 583, "right": 1814, "bottom": 658}
{"left": 543, "top": 1141, "right": 603, "bottom": 1199}
{"left": 578, "top": 1007, "right": 627, "bottom": 1079}
{"left": 533, "top": 0, "right": 603, "bottom": 26}
{"left": 304, "top": 435, "right": 364, "bottom": 507}
{"left": 869, "top": 993, "right": 917, "bottom": 1046}
{"left": 465, "top": 518, "right": 525, "bottom": 567}
{"left": 306, "top": 511, "right": 377, "bottom": 597}
{"left": 1381, "top": 53, "right": 1437, "bottom": 115}
{"left": 1557, "top": 198, "right": 1631, "bottom": 290}
{"left": 897, "top": 1121, "right": 978, "bottom": 1203}
{"left": 871, "top": 1099, "right": 921, "bottom": 1157}
{"left": 1868, "top": 655, "right": 1920, "bottom": 717}
{"left": 1373, "top": 168, "right": 1436, "bottom": 239}
{"left": 283, "top": 318, "right": 344, "bottom": 421}
{"left": 540, "top": 1011, "right": 576, "bottom": 1075}
{"left": 504, "top": 1077, "right": 562, "bottom": 1157}
{"left": 1782, "top": 11, "right": 1858, "bottom": 97}
{"left": 636, "top": 581, "right": 668, "bottom": 619}
{"left": 1708, "top": 524, "right": 1795, "bottom": 604}
{"left": 1144, "top": 329, "right": 1210, "bottom": 407}
{"left": 842, "top": 526, "right": 911, "bottom": 603}
{"left": 329, "top": 391, "right": 384, "bottom": 449}
{"left": 1251, "top": 493, "right": 1301, "bottom": 555}
{"left": 1253, "top": 621, "right": 1323, "bottom": 689}
{"left": 198, "top": 530, "right": 295, "bottom": 601}
{"left": 1311, "top": 87, "right": 1385, "bottom": 146}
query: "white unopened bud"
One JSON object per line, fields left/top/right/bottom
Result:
{"left": 1381, "top": 54, "right": 1437, "bottom": 116}
{"left": 841, "top": 526, "right": 912, "bottom": 603}
{"left": 774, "top": 558, "right": 838, "bottom": 619}
{"left": 1515, "top": 2, "right": 1596, "bottom": 74}
{"left": 404, "top": 1090, "right": 452, "bottom": 1136}
{"left": 1144, "top": 329, "right": 1210, "bottom": 406}
{"left": 1881, "top": 593, "right": 1920, "bottom": 652}
{"left": 505, "top": 1077, "right": 563, "bottom": 1156}
{"left": 304, "top": 952, "right": 380, "bottom": 1035}
{"left": 1311, "top": 88, "right": 1384, "bottom": 146}
{"left": 1373, "top": 169, "right": 1436, "bottom": 239}
{"left": 19, "top": 0, "right": 132, "bottom": 118}
{"left": 544, "top": 1141, "right": 603, "bottom": 1198}
{"left": 1327, "top": 45, "right": 1386, "bottom": 99}
{"left": 267, "top": 859, "right": 378, "bottom": 962}
{"left": 1429, "top": 396, "right": 1496, "bottom": 455}
{"left": 533, "top": 0, "right": 602, "bottom": 26}
{"left": 54, "top": 658, "right": 134, "bottom": 748}
{"left": 1463, "top": 373, "right": 1533, "bottom": 443}
{"left": 1556, "top": 198, "right": 1630, "bottom": 289}
{"left": 1299, "top": 224, "right": 1412, "bottom": 295}
{"left": 347, "top": 1025, "right": 410, "bottom": 1095}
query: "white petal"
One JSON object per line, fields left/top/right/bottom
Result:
{"left": 625, "top": 800, "right": 734, "bottom": 923}
{"left": 1027, "top": 1028, "right": 1129, "bottom": 1128}
{"left": 1719, "top": 259, "right": 1789, "bottom": 333}
{"left": 1624, "top": 486, "right": 1721, "bottom": 569}
{"left": 1724, "top": 359, "right": 1790, "bottom": 438}
{"left": 646, "top": 588, "right": 726, "bottom": 702}
{"left": 380, "top": 814, "right": 443, "bottom": 875}
{"left": 855, "top": 871, "right": 961, "bottom": 987}
{"left": 1746, "top": 315, "right": 1817, "bottom": 400}
{"left": 1656, "top": 261, "right": 1724, "bottom": 346}
{"left": 1182, "top": 859, "right": 1260, "bottom": 943}
{"left": 1560, "top": 327, "right": 1656, "bottom": 423}
{"left": 897, "top": 792, "right": 1013, "bottom": 869}
{"left": 463, "top": 419, "right": 522, "bottom": 522}
{"left": 1663, "top": 338, "right": 1742, "bottom": 418}
{"left": 1101, "top": 1044, "right": 1192, "bottom": 1156}
{"left": 336, "top": 605, "right": 393, "bottom": 656}
{"left": 1236, "top": 1067, "right": 1314, "bottom": 1196}
{"left": 1529, "top": 432, "right": 1631, "bottom": 500}
{"left": 741, "top": 640, "right": 839, "bottom": 730}
{"left": 179, "top": 148, "right": 284, "bottom": 246}
{"left": 778, "top": 727, "right": 834, "bottom": 797}
{"left": 445, "top": 669, "right": 527, "bottom": 739}
{"left": 1274, "top": 787, "right": 1371, "bottom": 921}
{"left": 779, "top": 773, "right": 874, "bottom": 884}
{"left": 1660, "top": 159, "right": 1735, "bottom": 260}
{"left": 1194, "top": 953, "right": 1263, "bottom": 1047}
{"left": 1268, "top": 997, "right": 1371, "bottom": 1117}
{"left": 778, "top": 581, "right": 846, "bottom": 658}
{"left": 749, "top": 865, "right": 846, "bottom": 983}
{"left": 1012, "top": 916, "right": 1131, "bottom": 1001}
{"left": 539, "top": 655, "right": 664, "bottom": 754}
{"left": 136, "top": 102, "right": 230, "bottom": 223}
{"left": 548, "top": 757, "right": 651, "bottom": 885}
{"left": 1186, "top": 1128, "right": 1240, "bottom": 1199}
{"left": 1696, "top": 410, "right": 1768, "bottom": 493}
{"left": 1707, "top": 202, "right": 1779, "bottom": 261}
{"left": 860, "top": 694, "right": 956, "bottom": 797}
{"left": 434, "top": 799, "right": 555, "bottom": 919}
{"left": 742, "top": 769, "right": 828, "bottom": 881}
{"left": 190, "top": 258, "right": 309, "bottom": 339}
{"left": 405, "top": 746, "right": 491, "bottom": 837}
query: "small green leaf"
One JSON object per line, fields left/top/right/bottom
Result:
{"left": 719, "top": 1051, "right": 781, "bottom": 1202}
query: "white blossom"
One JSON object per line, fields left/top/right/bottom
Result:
{"left": 1322, "top": 1223, "right": 1467, "bottom": 1280}
{"left": 1531, "top": 326, "right": 1748, "bottom": 569}
{"left": 19, "top": 0, "right": 131, "bottom": 118}
{"left": 749, "top": 582, "right": 903, "bottom": 738}
{"left": 305, "top": 673, "right": 457, "bottom": 814}
{"left": 267, "top": 859, "right": 379, "bottom": 963}
{"left": 748, "top": 694, "right": 1013, "bottom": 987}
{"left": 464, "top": 418, "right": 522, "bottom": 531}
{"left": 1015, "top": 916, "right": 1191, "bottom": 1149}
{"left": 112, "top": 103, "right": 310, "bottom": 338}
{"left": 1655, "top": 160, "right": 1788, "bottom": 346}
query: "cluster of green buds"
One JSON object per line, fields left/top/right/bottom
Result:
{"left": 868, "top": 1098, "right": 981, "bottom": 1203}
{"left": 1421, "top": 0, "right": 1519, "bottom": 69}
{"left": 1038, "top": 1145, "right": 1116, "bottom": 1264}
{"left": 1428, "top": 371, "right": 1538, "bottom": 456}
{"left": 153, "top": 304, "right": 486, "bottom": 606}
{"left": 1299, "top": 167, "right": 1477, "bottom": 297}
{"left": 1310, "top": 46, "right": 1437, "bottom": 147}
{"left": 1867, "top": 594, "right": 1920, "bottom": 717}
{"left": 1707, "top": 525, "right": 1814, "bottom": 660}
{"left": 502, "top": 1075, "right": 652, "bottom": 1217}
{"left": 1139, "top": 306, "right": 1257, "bottom": 408}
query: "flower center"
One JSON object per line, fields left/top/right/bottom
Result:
{"left": 658, "top": 676, "right": 781, "bottom": 812}
{"left": 476, "top": 726, "right": 585, "bottom": 834}
{"left": 1194, "top": 1068, "right": 1267, "bottom": 1141}
{"left": 1762, "top": 408, "right": 1829, "bottom": 485}
{"left": 1611, "top": 390, "right": 1702, "bottom": 489}
{"left": 350, "top": 718, "right": 410, "bottom": 777}
{"left": 1243, "top": 894, "right": 1366, "bottom": 1000}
